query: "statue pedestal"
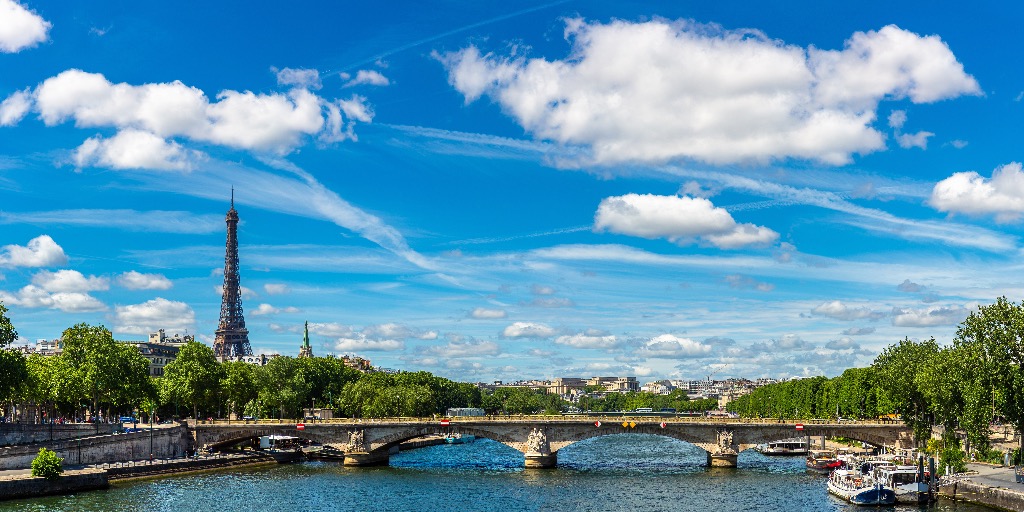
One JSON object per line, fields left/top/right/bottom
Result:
{"left": 707, "top": 452, "right": 738, "bottom": 467}
{"left": 524, "top": 452, "right": 557, "bottom": 468}
{"left": 343, "top": 451, "right": 389, "bottom": 466}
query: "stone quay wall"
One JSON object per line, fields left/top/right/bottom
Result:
{"left": 0, "top": 426, "right": 191, "bottom": 470}
{"left": 940, "top": 479, "right": 1024, "bottom": 511}
{"left": 0, "top": 423, "right": 115, "bottom": 447}
{"left": 0, "top": 469, "right": 108, "bottom": 501}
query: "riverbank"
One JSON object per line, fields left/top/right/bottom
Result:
{"left": 0, "top": 469, "right": 108, "bottom": 501}
{"left": 940, "top": 463, "right": 1024, "bottom": 512}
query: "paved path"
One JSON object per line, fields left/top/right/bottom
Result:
{"left": 966, "top": 463, "right": 1024, "bottom": 491}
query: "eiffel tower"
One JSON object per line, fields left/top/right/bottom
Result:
{"left": 213, "top": 190, "right": 252, "bottom": 360}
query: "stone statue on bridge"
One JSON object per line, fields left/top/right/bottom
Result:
{"left": 347, "top": 429, "right": 367, "bottom": 453}
{"left": 716, "top": 430, "right": 735, "bottom": 454}
{"left": 526, "top": 428, "right": 550, "bottom": 456}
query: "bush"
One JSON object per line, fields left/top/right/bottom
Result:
{"left": 939, "top": 439, "right": 967, "bottom": 475}
{"left": 31, "top": 448, "right": 63, "bottom": 480}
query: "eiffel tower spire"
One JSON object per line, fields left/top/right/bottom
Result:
{"left": 214, "top": 192, "right": 251, "bottom": 360}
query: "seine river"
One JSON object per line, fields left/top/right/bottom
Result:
{"left": 2, "top": 435, "right": 995, "bottom": 511}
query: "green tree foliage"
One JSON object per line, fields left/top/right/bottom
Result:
{"left": 31, "top": 448, "right": 63, "bottom": 480}
{"left": 955, "top": 296, "right": 1024, "bottom": 452}
{"left": 60, "top": 323, "right": 156, "bottom": 418}
{"left": 0, "top": 302, "right": 16, "bottom": 348}
{"left": 873, "top": 337, "right": 939, "bottom": 444}
{"left": 0, "top": 346, "right": 27, "bottom": 407}
{"left": 161, "top": 341, "right": 224, "bottom": 419}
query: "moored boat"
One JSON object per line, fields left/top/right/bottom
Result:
{"left": 757, "top": 438, "right": 809, "bottom": 455}
{"left": 444, "top": 433, "right": 475, "bottom": 444}
{"left": 875, "top": 465, "right": 932, "bottom": 504}
{"left": 806, "top": 450, "right": 842, "bottom": 473}
{"left": 827, "top": 468, "right": 896, "bottom": 505}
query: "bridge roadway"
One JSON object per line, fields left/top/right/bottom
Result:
{"left": 193, "top": 417, "right": 912, "bottom": 468}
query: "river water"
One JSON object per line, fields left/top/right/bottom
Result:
{"left": 2, "top": 435, "right": 995, "bottom": 511}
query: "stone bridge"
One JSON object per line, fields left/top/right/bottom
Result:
{"left": 193, "top": 418, "right": 912, "bottom": 468}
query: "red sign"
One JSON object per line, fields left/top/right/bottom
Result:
{"left": 296, "top": 423, "right": 305, "bottom": 431}
{"left": 440, "top": 419, "right": 450, "bottom": 426}
{"left": 594, "top": 420, "right": 601, "bottom": 427}
{"left": 660, "top": 422, "right": 667, "bottom": 429}
{"left": 795, "top": 423, "right": 804, "bottom": 431}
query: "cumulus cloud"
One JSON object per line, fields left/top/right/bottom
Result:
{"left": 897, "top": 279, "right": 923, "bottom": 293}
{"left": 250, "top": 303, "right": 300, "bottom": 316}
{"left": 363, "top": 322, "right": 436, "bottom": 340}
{"left": 595, "top": 194, "right": 778, "bottom": 249}
{"left": 74, "top": 129, "right": 205, "bottom": 171}
{"left": 811, "top": 300, "right": 885, "bottom": 321}
{"left": 0, "top": 0, "right": 50, "bottom": 53}
{"left": 342, "top": 70, "right": 390, "bottom": 87}
{"left": 32, "top": 269, "right": 108, "bottom": 292}
{"left": 0, "top": 235, "right": 67, "bottom": 267}
{"left": 214, "top": 284, "right": 257, "bottom": 300}
{"left": 263, "top": 283, "right": 290, "bottom": 295}
{"left": 470, "top": 307, "right": 507, "bottom": 319}
{"left": 825, "top": 337, "right": 860, "bottom": 350}
{"left": 841, "top": 327, "right": 875, "bottom": 336}
{"left": 897, "top": 131, "right": 934, "bottom": 149}
{"left": 334, "top": 337, "right": 404, "bottom": 352}
{"left": 440, "top": 20, "right": 979, "bottom": 166}
{"left": 274, "top": 67, "right": 321, "bottom": 89}
{"left": 502, "top": 321, "right": 557, "bottom": 339}
{"left": 930, "top": 162, "right": 1024, "bottom": 221}
{"left": 5, "top": 69, "right": 375, "bottom": 169}
{"left": 422, "top": 338, "right": 501, "bottom": 358}
{"left": 114, "top": 297, "right": 194, "bottom": 334}
{"left": 891, "top": 305, "right": 969, "bottom": 327}
{"left": 0, "top": 285, "right": 106, "bottom": 312}
{"left": 554, "top": 330, "right": 619, "bottom": 349}
{"left": 0, "top": 89, "right": 30, "bottom": 126}
{"left": 117, "top": 271, "right": 172, "bottom": 290}
{"left": 638, "top": 334, "right": 712, "bottom": 358}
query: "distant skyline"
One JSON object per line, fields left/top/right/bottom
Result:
{"left": 2, "top": 1, "right": 1023, "bottom": 382}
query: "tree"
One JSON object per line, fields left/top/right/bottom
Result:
{"left": 161, "top": 341, "right": 224, "bottom": 419}
{"left": 873, "top": 337, "right": 939, "bottom": 445}
{"left": 0, "top": 349, "right": 27, "bottom": 410}
{"left": 222, "top": 361, "right": 259, "bottom": 418}
{"left": 31, "top": 448, "right": 63, "bottom": 480}
{"left": 955, "top": 296, "right": 1024, "bottom": 452}
{"left": 60, "top": 323, "right": 152, "bottom": 418}
{"left": 0, "top": 302, "right": 16, "bottom": 348}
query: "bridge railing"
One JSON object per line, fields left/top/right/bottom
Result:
{"left": 194, "top": 416, "right": 902, "bottom": 426}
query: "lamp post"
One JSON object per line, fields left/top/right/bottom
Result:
{"left": 150, "top": 404, "right": 154, "bottom": 463}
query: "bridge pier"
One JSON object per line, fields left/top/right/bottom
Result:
{"left": 706, "top": 452, "right": 738, "bottom": 468}
{"left": 524, "top": 452, "right": 557, "bottom": 469}
{"left": 342, "top": 451, "right": 389, "bottom": 467}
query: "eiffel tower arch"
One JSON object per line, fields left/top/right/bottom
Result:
{"left": 213, "top": 191, "right": 252, "bottom": 361}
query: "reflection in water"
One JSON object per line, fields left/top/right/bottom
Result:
{"left": 0, "top": 434, "right": 997, "bottom": 512}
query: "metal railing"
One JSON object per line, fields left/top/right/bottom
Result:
{"left": 194, "top": 415, "right": 903, "bottom": 427}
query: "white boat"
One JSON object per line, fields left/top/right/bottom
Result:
{"left": 827, "top": 465, "right": 896, "bottom": 506}
{"left": 758, "top": 438, "right": 809, "bottom": 455}
{"left": 875, "top": 465, "right": 932, "bottom": 504}
{"left": 444, "top": 433, "right": 475, "bottom": 444}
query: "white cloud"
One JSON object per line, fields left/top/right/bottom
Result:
{"left": 529, "top": 297, "right": 575, "bottom": 308}
{"left": 10, "top": 69, "right": 373, "bottom": 156}
{"left": 825, "top": 337, "right": 860, "bottom": 350}
{"left": 811, "top": 300, "right": 884, "bottom": 321}
{"left": 930, "top": 162, "right": 1024, "bottom": 221}
{"left": 334, "top": 337, "right": 404, "bottom": 352}
{"left": 309, "top": 322, "right": 354, "bottom": 337}
{"left": 470, "top": 307, "right": 507, "bottom": 319}
{"left": 594, "top": 194, "right": 777, "bottom": 249}
{"left": 639, "top": 334, "right": 712, "bottom": 358}
{"left": 724, "top": 274, "right": 774, "bottom": 292}
{"left": 841, "top": 327, "right": 875, "bottom": 336}
{"left": 891, "top": 305, "right": 968, "bottom": 327}
{"left": 440, "top": 20, "right": 979, "bottom": 166}
{"left": 502, "top": 321, "right": 557, "bottom": 339}
{"left": 897, "top": 279, "right": 923, "bottom": 293}
{"left": 114, "top": 297, "right": 195, "bottom": 335}
{"left": 0, "top": 89, "right": 30, "bottom": 125}
{"left": 250, "top": 303, "right": 300, "bottom": 316}
{"left": 0, "top": 235, "right": 67, "bottom": 267}
{"left": 117, "top": 271, "right": 172, "bottom": 290}
{"left": 74, "top": 129, "right": 204, "bottom": 171}
{"left": 275, "top": 67, "right": 321, "bottom": 89}
{"left": 888, "top": 110, "right": 907, "bottom": 129}
{"left": 423, "top": 339, "right": 501, "bottom": 358}
{"left": 0, "top": 209, "right": 222, "bottom": 234}
{"left": 343, "top": 70, "right": 390, "bottom": 87}
{"left": 32, "top": 269, "right": 108, "bottom": 292}
{"left": 0, "top": 285, "right": 107, "bottom": 312}
{"left": 897, "top": 131, "right": 934, "bottom": 149}
{"left": 531, "top": 284, "right": 555, "bottom": 295}
{"left": 264, "top": 283, "right": 290, "bottom": 295}
{"left": 554, "top": 331, "right": 619, "bottom": 349}
{"left": 0, "top": 0, "right": 50, "bottom": 53}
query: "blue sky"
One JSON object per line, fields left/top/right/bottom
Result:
{"left": 1, "top": 0, "right": 1022, "bottom": 383}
